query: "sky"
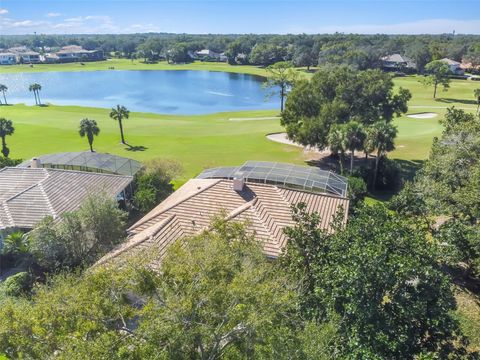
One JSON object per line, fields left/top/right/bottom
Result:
{"left": 0, "top": 0, "right": 479, "bottom": 35}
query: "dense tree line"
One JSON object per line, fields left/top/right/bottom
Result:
{"left": 391, "top": 107, "right": 480, "bottom": 280}
{"left": 1, "top": 33, "right": 480, "bottom": 69}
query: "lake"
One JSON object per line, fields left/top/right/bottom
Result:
{"left": 0, "top": 70, "right": 279, "bottom": 114}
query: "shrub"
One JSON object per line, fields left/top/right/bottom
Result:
{"left": 29, "top": 194, "right": 126, "bottom": 271}
{"left": 3, "top": 272, "right": 32, "bottom": 297}
{"left": 347, "top": 176, "right": 367, "bottom": 208}
{"left": 360, "top": 157, "right": 401, "bottom": 191}
{"left": 133, "top": 159, "right": 182, "bottom": 213}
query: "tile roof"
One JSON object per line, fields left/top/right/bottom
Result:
{"left": 0, "top": 167, "right": 132, "bottom": 230}
{"left": 440, "top": 58, "right": 461, "bottom": 66}
{"left": 96, "top": 178, "right": 349, "bottom": 267}
{"left": 382, "top": 54, "right": 411, "bottom": 63}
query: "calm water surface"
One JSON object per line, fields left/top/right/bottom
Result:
{"left": 0, "top": 70, "right": 278, "bottom": 114}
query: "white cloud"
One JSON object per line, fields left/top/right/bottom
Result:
{"left": 292, "top": 19, "right": 480, "bottom": 35}
{"left": 11, "top": 20, "right": 48, "bottom": 28}
{"left": 46, "top": 12, "right": 61, "bottom": 18}
{"left": 0, "top": 8, "right": 8, "bottom": 15}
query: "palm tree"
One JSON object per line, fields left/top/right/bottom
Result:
{"left": 328, "top": 124, "right": 347, "bottom": 175}
{"left": 79, "top": 118, "right": 100, "bottom": 152}
{"left": 367, "top": 122, "right": 398, "bottom": 190}
{"left": 109, "top": 105, "right": 130, "bottom": 144}
{"left": 2, "top": 231, "right": 29, "bottom": 256}
{"left": 343, "top": 121, "right": 366, "bottom": 174}
{"left": 474, "top": 88, "right": 480, "bottom": 115}
{"left": 29, "top": 83, "right": 42, "bottom": 105}
{"left": 0, "top": 84, "right": 7, "bottom": 105}
{"left": 0, "top": 118, "right": 15, "bottom": 158}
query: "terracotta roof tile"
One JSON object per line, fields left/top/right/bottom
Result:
{"left": 97, "top": 178, "right": 349, "bottom": 267}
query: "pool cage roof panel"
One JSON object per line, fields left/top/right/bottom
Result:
{"left": 197, "top": 161, "right": 348, "bottom": 197}
{"left": 18, "top": 152, "right": 142, "bottom": 176}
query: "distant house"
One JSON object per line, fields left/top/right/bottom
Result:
{"left": 381, "top": 54, "right": 416, "bottom": 71}
{"left": 8, "top": 46, "right": 41, "bottom": 64}
{"left": 96, "top": 161, "right": 349, "bottom": 267}
{"left": 43, "top": 53, "right": 59, "bottom": 63}
{"left": 235, "top": 53, "right": 248, "bottom": 64}
{"left": 195, "top": 49, "right": 221, "bottom": 61}
{"left": 439, "top": 58, "right": 465, "bottom": 75}
{"left": 460, "top": 60, "right": 480, "bottom": 72}
{"left": 55, "top": 45, "right": 105, "bottom": 62}
{"left": 219, "top": 52, "right": 228, "bottom": 62}
{"left": 0, "top": 164, "right": 133, "bottom": 244}
{"left": 0, "top": 52, "right": 16, "bottom": 65}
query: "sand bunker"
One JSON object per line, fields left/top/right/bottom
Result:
{"left": 229, "top": 116, "right": 280, "bottom": 121}
{"left": 266, "top": 133, "right": 304, "bottom": 148}
{"left": 407, "top": 112, "right": 438, "bottom": 119}
{"left": 266, "top": 132, "right": 330, "bottom": 155}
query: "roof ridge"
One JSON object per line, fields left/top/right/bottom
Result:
{"left": 128, "top": 179, "right": 222, "bottom": 232}
{"left": 94, "top": 214, "right": 177, "bottom": 268}
{"left": 37, "top": 183, "right": 57, "bottom": 219}
{"left": 4, "top": 168, "right": 49, "bottom": 202}
{"left": 250, "top": 187, "right": 291, "bottom": 243}
{"left": 224, "top": 197, "right": 258, "bottom": 221}
{"left": 1, "top": 202, "right": 14, "bottom": 229}
{"left": 43, "top": 167, "right": 132, "bottom": 179}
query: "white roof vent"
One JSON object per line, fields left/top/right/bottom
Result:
{"left": 233, "top": 177, "right": 245, "bottom": 192}
{"left": 31, "top": 158, "right": 42, "bottom": 168}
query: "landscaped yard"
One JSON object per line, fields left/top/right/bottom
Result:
{"left": 0, "top": 70, "right": 478, "bottom": 185}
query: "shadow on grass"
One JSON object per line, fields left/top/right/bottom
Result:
{"left": 305, "top": 156, "right": 425, "bottom": 202}
{"left": 393, "top": 158, "right": 425, "bottom": 181}
{"left": 435, "top": 98, "right": 477, "bottom": 105}
{"left": 37, "top": 104, "right": 49, "bottom": 107}
{"left": 125, "top": 144, "right": 148, "bottom": 152}
{"left": 0, "top": 104, "right": 13, "bottom": 106}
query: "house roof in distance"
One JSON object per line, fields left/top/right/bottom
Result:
{"left": 197, "top": 161, "right": 348, "bottom": 197}
{"left": 96, "top": 173, "right": 349, "bottom": 267}
{"left": 439, "top": 58, "right": 461, "bottom": 66}
{"left": 381, "top": 54, "right": 411, "bottom": 63}
{"left": 0, "top": 167, "right": 132, "bottom": 231}
{"left": 18, "top": 151, "right": 142, "bottom": 176}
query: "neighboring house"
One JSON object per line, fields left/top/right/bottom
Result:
{"left": 96, "top": 161, "right": 349, "bottom": 267}
{"left": 235, "top": 53, "right": 248, "bottom": 64}
{"left": 460, "top": 61, "right": 480, "bottom": 72}
{"left": 219, "top": 52, "right": 228, "bottom": 62}
{"left": 43, "top": 53, "right": 59, "bottom": 63}
{"left": 195, "top": 49, "right": 220, "bottom": 60}
{"left": 0, "top": 165, "right": 133, "bottom": 244}
{"left": 439, "top": 58, "right": 465, "bottom": 75}
{"left": 8, "top": 46, "right": 41, "bottom": 64}
{"left": 381, "top": 54, "right": 416, "bottom": 71}
{"left": 18, "top": 152, "right": 142, "bottom": 177}
{"left": 0, "top": 52, "right": 16, "bottom": 65}
{"left": 56, "top": 45, "right": 105, "bottom": 62}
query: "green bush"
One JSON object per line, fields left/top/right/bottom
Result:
{"left": 347, "top": 176, "right": 367, "bottom": 208}
{"left": 3, "top": 272, "right": 32, "bottom": 297}
{"left": 133, "top": 159, "right": 182, "bottom": 213}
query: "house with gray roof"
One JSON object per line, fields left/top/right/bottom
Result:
{"left": 0, "top": 166, "right": 133, "bottom": 244}
{"left": 381, "top": 54, "right": 416, "bottom": 71}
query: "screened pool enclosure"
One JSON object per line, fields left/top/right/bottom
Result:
{"left": 197, "top": 161, "right": 348, "bottom": 197}
{"left": 19, "top": 152, "right": 142, "bottom": 176}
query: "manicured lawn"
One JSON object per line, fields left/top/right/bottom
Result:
{"left": 0, "top": 70, "right": 478, "bottom": 184}
{"left": 0, "top": 59, "right": 270, "bottom": 77}
{"left": 0, "top": 104, "right": 306, "bottom": 182}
